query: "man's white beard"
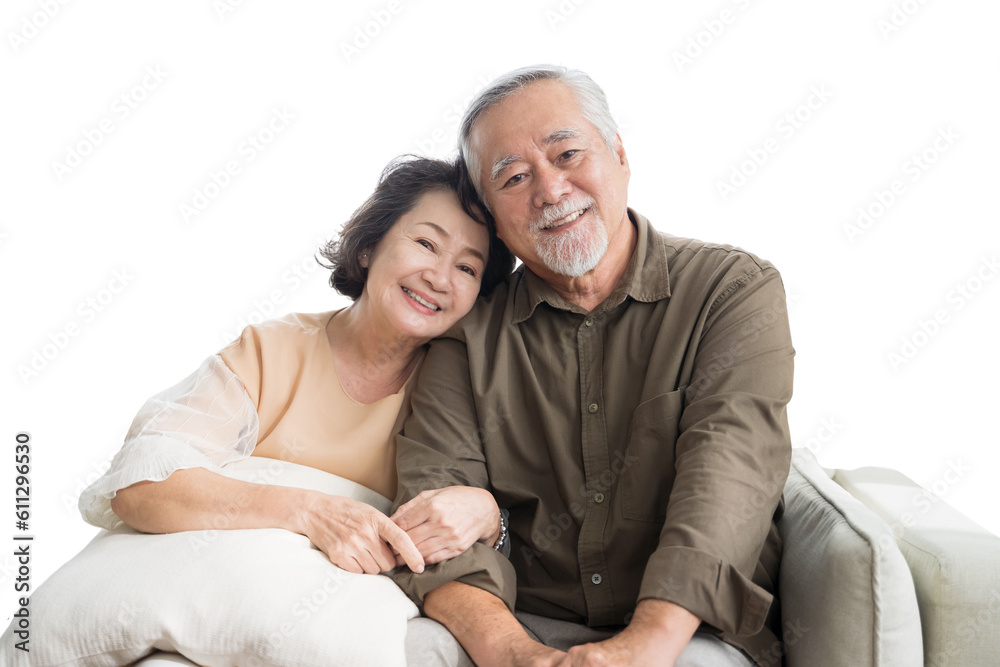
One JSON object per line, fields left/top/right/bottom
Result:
{"left": 534, "top": 212, "right": 609, "bottom": 277}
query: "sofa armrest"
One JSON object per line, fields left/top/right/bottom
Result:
{"left": 779, "top": 449, "right": 922, "bottom": 667}
{"left": 833, "top": 467, "right": 1000, "bottom": 667}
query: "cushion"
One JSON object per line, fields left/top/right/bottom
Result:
{"left": 778, "top": 448, "right": 922, "bottom": 667}
{"left": 0, "top": 457, "right": 418, "bottom": 667}
{"left": 834, "top": 465, "right": 1000, "bottom": 667}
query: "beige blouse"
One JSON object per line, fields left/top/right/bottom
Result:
{"left": 80, "top": 311, "right": 413, "bottom": 531}
{"left": 220, "top": 310, "right": 409, "bottom": 498}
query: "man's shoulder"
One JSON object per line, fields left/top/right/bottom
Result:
{"left": 641, "top": 220, "right": 781, "bottom": 294}
{"left": 644, "top": 226, "right": 786, "bottom": 318}
{"left": 631, "top": 211, "right": 784, "bottom": 312}
{"left": 633, "top": 210, "right": 779, "bottom": 278}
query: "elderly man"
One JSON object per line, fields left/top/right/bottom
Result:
{"left": 392, "top": 65, "right": 794, "bottom": 667}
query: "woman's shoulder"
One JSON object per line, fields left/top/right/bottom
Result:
{"left": 219, "top": 310, "right": 336, "bottom": 355}
{"left": 265, "top": 310, "right": 336, "bottom": 335}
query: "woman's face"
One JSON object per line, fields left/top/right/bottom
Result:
{"left": 361, "top": 189, "right": 490, "bottom": 342}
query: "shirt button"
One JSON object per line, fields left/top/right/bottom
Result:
{"left": 591, "top": 573, "right": 603, "bottom": 585}
{"left": 584, "top": 318, "right": 594, "bottom": 327}
{"left": 588, "top": 403, "right": 599, "bottom": 414}
{"left": 594, "top": 492, "right": 605, "bottom": 504}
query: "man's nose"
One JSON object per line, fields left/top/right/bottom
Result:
{"left": 532, "top": 163, "right": 571, "bottom": 208}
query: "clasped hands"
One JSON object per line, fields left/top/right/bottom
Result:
{"left": 299, "top": 485, "right": 499, "bottom": 575}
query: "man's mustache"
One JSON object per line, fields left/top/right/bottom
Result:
{"left": 528, "top": 198, "right": 597, "bottom": 232}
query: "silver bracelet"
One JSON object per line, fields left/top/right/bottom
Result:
{"left": 493, "top": 510, "right": 508, "bottom": 551}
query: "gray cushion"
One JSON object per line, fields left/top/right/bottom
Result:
{"left": 779, "top": 449, "right": 923, "bottom": 667}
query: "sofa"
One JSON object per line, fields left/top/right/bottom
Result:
{"left": 142, "top": 449, "right": 1000, "bottom": 666}
{"left": 7, "top": 450, "right": 998, "bottom": 666}
{"left": 778, "top": 448, "right": 1000, "bottom": 666}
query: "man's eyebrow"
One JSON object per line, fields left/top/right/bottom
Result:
{"left": 489, "top": 128, "right": 583, "bottom": 183}
{"left": 490, "top": 154, "right": 521, "bottom": 184}
{"left": 416, "top": 221, "right": 485, "bottom": 263}
{"left": 543, "top": 128, "right": 581, "bottom": 145}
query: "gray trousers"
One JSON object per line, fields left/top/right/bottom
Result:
{"left": 134, "top": 614, "right": 753, "bottom": 666}
{"left": 406, "top": 611, "right": 755, "bottom": 666}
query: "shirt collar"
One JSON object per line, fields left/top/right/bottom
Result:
{"left": 511, "top": 208, "right": 671, "bottom": 324}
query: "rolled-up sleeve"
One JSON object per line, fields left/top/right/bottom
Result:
{"left": 391, "top": 336, "right": 517, "bottom": 611}
{"left": 637, "top": 258, "right": 793, "bottom": 636}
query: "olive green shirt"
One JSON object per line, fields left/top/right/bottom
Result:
{"left": 392, "top": 209, "right": 794, "bottom": 665}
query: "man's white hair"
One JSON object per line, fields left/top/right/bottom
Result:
{"left": 458, "top": 65, "right": 619, "bottom": 201}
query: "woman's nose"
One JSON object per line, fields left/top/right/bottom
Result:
{"left": 422, "top": 258, "right": 450, "bottom": 291}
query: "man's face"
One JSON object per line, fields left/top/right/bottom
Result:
{"left": 469, "top": 79, "right": 630, "bottom": 278}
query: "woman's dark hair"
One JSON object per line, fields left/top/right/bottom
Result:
{"left": 318, "top": 155, "right": 514, "bottom": 300}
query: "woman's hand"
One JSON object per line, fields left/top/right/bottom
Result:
{"left": 390, "top": 486, "right": 500, "bottom": 565}
{"left": 299, "top": 492, "right": 425, "bottom": 575}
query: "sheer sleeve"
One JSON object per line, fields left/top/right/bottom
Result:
{"left": 79, "top": 354, "right": 259, "bottom": 531}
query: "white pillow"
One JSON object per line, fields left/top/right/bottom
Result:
{"left": 0, "top": 458, "right": 418, "bottom": 667}
{"left": 778, "top": 448, "right": 923, "bottom": 667}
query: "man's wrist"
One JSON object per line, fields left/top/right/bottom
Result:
{"left": 492, "top": 509, "right": 507, "bottom": 551}
{"left": 622, "top": 599, "right": 701, "bottom": 661}
{"left": 633, "top": 598, "right": 701, "bottom": 631}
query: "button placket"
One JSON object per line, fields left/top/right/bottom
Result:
{"left": 576, "top": 311, "right": 615, "bottom": 623}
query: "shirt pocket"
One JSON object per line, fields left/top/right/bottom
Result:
{"left": 621, "top": 388, "right": 684, "bottom": 523}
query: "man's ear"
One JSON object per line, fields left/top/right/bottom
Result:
{"left": 615, "top": 133, "right": 631, "bottom": 183}
{"left": 614, "top": 133, "right": 629, "bottom": 168}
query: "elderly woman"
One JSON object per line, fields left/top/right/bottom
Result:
{"left": 0, "top": 157, "right": 517, "bottom": 667}
{"left": 75, "top": 157, "right": 513, "bottom": 576}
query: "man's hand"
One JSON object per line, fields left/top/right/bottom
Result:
{"left": 503, "top": 634, "right": 566, "bottom": 666}
{"left": 391, "top": 486, "right": 500, "bottom": 564}
{"left": 556, "top": 599, "right": 701, "bottom": 667}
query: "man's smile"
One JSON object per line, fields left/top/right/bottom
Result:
{"left": 541, "top": 207, "right": 589, "bottom": 232}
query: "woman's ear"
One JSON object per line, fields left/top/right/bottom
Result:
{"left": 359, "top": 249, "right": 371, "bottom": 268}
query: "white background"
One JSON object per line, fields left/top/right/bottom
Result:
{"left": 2, "top": 0, "right": 998, "bottom": 624}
